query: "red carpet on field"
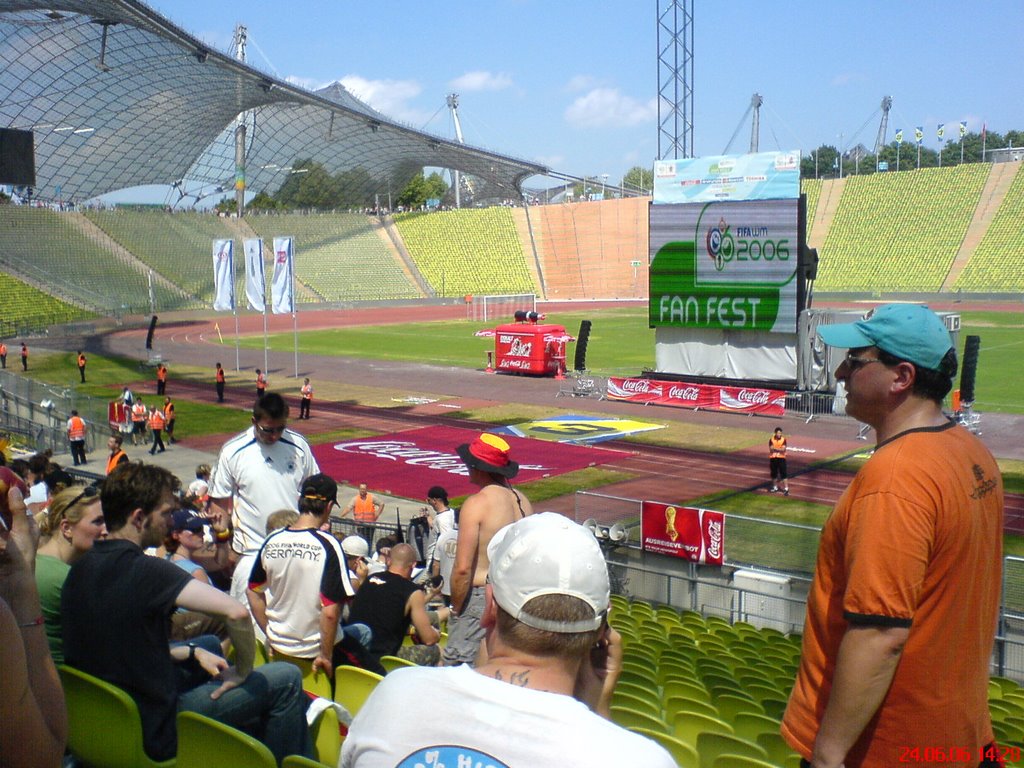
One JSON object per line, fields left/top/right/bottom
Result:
{"left": 312, "top": 425, "right": 632, "bottom": 499}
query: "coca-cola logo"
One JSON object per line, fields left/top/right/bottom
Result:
{"left": 333, "top": 439, "right": 551, "bottom": 476}
{"left": 669, "top": 385, "right": 700, "bottom": 400}
{"left": 736, "top": 389, "right": 770, "bottom": 405}
{"left": 706, "top": 519, "right": 722, "bottom": 559}
{"left": 508, "top": 338, "right": 532, "bottom": 357}
{"left": 621, "top": 378, "right": 661, "bottom": 394}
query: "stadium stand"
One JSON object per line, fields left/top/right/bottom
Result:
{"left": 529, "top": 198, "right": 648, "bottom": 300}
{"left": 816, "top": 164, "right": 990, "bottom": 292}
{"left": 0, "top": 206, "right": 180, "bottom": 314}
{"left": 0, "top": 270, "right": 93, "bottom": 337}
{"left": 800, "top": 177, "right": 822, "bottom": 233}
{"left": 394, "top": 208, "right": 535, "bottom": 297}
{"left": 83, "top": 209, "right": 237, "bottom": 307}
{"left": 609, "top": 593, "right": 1024, "bottom": 762}
{"left": 246, "top": 213, "right": 420, "bottom": 302}
{"left": 954, "top": 162, "right": 1024, "bottom": 291}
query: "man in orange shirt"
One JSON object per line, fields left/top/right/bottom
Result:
{"left": 0, "top": 341, "right": 7, "bottom": 368}
{"left": 163, "top": 396, "right": 176, "bottom": 444}
{"left": 77, "top": 351, "right": 87, "bottom": 383}
{"left": 215, "top": 362, "right": 225, "bottom": 403}
{"left": 148, "top": 405, "right": 166, "bottom": 455}
{"left": 20, "top": 342, "right": 28, "bottom": 371}
{"left": 106, "top": 434, "right": 129, "bottom": 475}
{"left": 782, "top": 305, "right": 1004, "bottom": 768}
{"left": 344, "top": 483, "right": 384, "bottom": 548}
{"left": 156, "top": 363, "right": 167, "bottom": 395}
{"left": 768, "top": 427, "right": 789, "bottom": 495}
{"left": 255, "top": 369, "right": 267, "bottom": 399}
{"left": 66, "top": 410, "right": 87, "bottom": 466}
{"left": 299, "top": 378, "right": 313, "bottom": 420}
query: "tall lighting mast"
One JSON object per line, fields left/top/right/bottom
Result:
{"left": 233, "top": 24, "right": 247, "bottom": 217}
{"left": 657, "top": 0, "right": 694, "bottom": 159}
{"left": 447, "top": 93, "right": 464, "bottom": 208}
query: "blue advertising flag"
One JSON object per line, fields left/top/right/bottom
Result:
{"left": 914, "top": 127, "right": 924, "bottom": 145}
{"left": 895, "top": 128, "right": 904, "bottom": 145}
{"left": 937, "top": 123, "right": 945, "bottom": 140}
{"left": 959, "top": 121, "right": 968, "bottom": 138}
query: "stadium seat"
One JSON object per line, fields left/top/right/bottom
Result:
{"left": 380, "top": 655, "right": 416, "bottom": 673}
{"left": 610, "top": 690, "right": 664, "bottom": 718}
{"left": 283, "top": 756, "right": 331, "bottom": 768}
{"left": 610, "top": 706, "right": 671, "bottom": 734}
{"left": 714, "top": 693, "right": 765, "bottom": 722}
{"left": 333, "top": 666, "right": 383, "bottom": 718}
{"left": 629, "top": 726, "right": 699, "bottom": 768}
{"left": 310, "top": 705, "right": 341, "bottom": 766}
{"left": 664, "top": 696, "right": 719, "bottom": 719}
{"left": 711, "top": 755, "right": 779, "bottom": 768}
{"left": 732, "top": 711, "right": 783, "bottom": 742}
{"left": 672, "top": 710, "right": 733, "bottom": 747}
{"left": 271, "top": 650, "right": 333, "bottom": 698}
{"left": 59, "top": 664, "right": 175, "bottom": 768}
{"left": 696, "top": 731, "right": 769, "bottom": 768}
{"left": 177, "top": 711, "right": 276, "bottom": 768}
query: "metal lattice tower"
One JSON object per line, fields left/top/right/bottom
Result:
{"left": 873, "top": 95, "right": 893, "bottom": 156}
{"left": 656, "top": 0, "right": 693, "bottom": 160}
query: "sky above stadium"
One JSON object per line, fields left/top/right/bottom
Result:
{"left": 144, "top": 0, "right": 1023, "bottom": 190}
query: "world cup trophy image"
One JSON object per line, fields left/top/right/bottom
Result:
{"left": 665, "top": 505, "right": 679, "bottom": 542}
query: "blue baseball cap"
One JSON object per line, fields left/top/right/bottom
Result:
{"left": 817, "top": 304, "right": 953, "bottom": 370}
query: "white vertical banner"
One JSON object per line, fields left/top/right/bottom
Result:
{"left": 212, "top": 239, "right": 234, "bottom": 312}
{"left": 271, "top": 236, "right": 295, "bottom": 315}
{"left": 244, "top": 238, "right": 266, "bottom": 311}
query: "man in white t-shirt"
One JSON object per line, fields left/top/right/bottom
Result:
{"left": 208, "top": 393, "right": 320, "bottom": 603}
{"left": 423, "top": 485, "right": 453, "bottom": 565}
{"left": 431, "top": 508, "right": 458, "bottom": 606}
{"left": 247, "top": 474, "right": 356, "bottom": 676}
{"left": 341, "top": 513, "right": 675, "bottom": 768}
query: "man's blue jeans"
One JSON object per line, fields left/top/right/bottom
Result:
{"left": 177, "top": 660, "right": 313, "bottom": 764}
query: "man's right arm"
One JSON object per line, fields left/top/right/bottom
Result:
{"left": 176, "top": 580, "right": 254, "bottom": 679}
{"left": 450, "top": 496, "right": 482, "bottom": 614}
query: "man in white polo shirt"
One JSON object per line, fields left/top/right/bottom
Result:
{"left": 208, "top": 392, "right": 319, "bottom": 603}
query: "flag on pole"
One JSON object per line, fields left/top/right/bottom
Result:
{"left": 895, "top": 128, "right": 904, "bottom": 145}
{"left": 271, "top": 236, "right": 295, "bottom": 315}
{"left": 937, "top": 124, "right": 945, "bottom": 140}
{"left": 959, "top": 121, "right": 968, "bottom": 138}
{"left": 914, "top": 127, "right": 924, "bottom": 145}
{"left": 212, "top": 239, "right": 234, "bottom": 312}
{"left": 244, "top": 238, "right": 266, "bottom": 312}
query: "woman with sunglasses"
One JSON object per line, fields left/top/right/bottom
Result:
{"left": 35, "top": 485, "right": 106, "bottom": 664}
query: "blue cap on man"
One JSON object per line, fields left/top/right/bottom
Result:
{"left": 817, "top": 304, "right": 953, "bottom": 370}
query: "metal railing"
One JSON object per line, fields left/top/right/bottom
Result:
{"left": 0, "top": 371, "right": 109, "bottom": 455}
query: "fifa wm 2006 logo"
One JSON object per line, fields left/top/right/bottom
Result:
{"left": 706, "top": 217, "right": 732, "bottom": 271}
{"left": 704, "top": 216, "right": 789, "bottom": 272}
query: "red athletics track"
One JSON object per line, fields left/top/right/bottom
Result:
{"left": 84, "top": 300, "right": 1024, "bottom": 531}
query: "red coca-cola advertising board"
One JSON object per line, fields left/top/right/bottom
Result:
{"left": 606, "top": 376, "right": 786, "bottom": 416}
{"left": 641, "top": 501, "right": 725, "bottom": 565}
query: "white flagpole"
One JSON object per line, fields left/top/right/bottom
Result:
{"left": 262, "top": 240, "right": 269, "bottom": 376}
{"left": 232, "top": 245, "right": 240, "bottom": 372}
{"left": 291, "top": 238, "right": 299, "bottom": 378}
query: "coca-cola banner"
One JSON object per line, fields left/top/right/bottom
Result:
{"left": 606, "top": 376, "right": 785, "bottom": 416}
{"left": 641, "top": 501, "right": 725, "bottom": 565}
{"left": 312, "top": 426, "right": 631, "bottom": 499}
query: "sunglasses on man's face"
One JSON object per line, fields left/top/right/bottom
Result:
{"left": 254, "top": 423, "right": 286, "bottom": 436}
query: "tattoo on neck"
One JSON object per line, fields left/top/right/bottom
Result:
{"left": 492, "top": 668, "right": 530, "bottom": 687}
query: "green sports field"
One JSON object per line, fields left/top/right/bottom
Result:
{"left": 245, "top": 307, "right": 1024, "bottom": 414}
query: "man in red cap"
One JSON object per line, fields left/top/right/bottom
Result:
{"left": 445, "top": 433, "right": 532, "bottom": 666}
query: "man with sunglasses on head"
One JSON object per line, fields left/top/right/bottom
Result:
{"left": 208, "top": 393, "right": 320, "bottom": 605}
{"left": 782, "top": 305, "right": 1004, "bottom": 768}
{"left": 62, "top": 463, "right": 313, "bottom": 765}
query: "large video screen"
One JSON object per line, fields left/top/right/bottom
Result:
{"left": 648, "top": 198, "right": 800, "bottom": 334}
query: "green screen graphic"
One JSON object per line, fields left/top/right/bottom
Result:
{"left": 649, "top": 199, "right": 799, "bottom": 333}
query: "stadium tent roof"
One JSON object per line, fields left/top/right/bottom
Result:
{"left": 0, "top": 0, "right": 547, "bottom": 204}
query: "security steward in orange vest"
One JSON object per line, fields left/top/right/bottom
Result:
{"left": 0, "top": 342, "right": 7, "bottom": 369}
{"left": 215, "top": 362, "right": 226, "bottom": 402}
{"left": 77, "top": 351, "right": 87, "bottom": 383}
{"left": 131, "top": 400, "right": 148, "bottom": 445}
{"left": 163, "top": 396, "right": 176, "bottom": 444}
{"left": 67, "top": 410, "right": 88, "bottom": 466}
{"left": 156, "top": 363, "right": 168, "bottom": 395}
{"left": 256, "top": 369, "right": 267, "bottom": 398}
{"left": 106, "top": 434, "right": 129, "bottom": 475}
{"left": 769, "top": 427, "right": 789, "bottom": 495}
{"left": 148, "top": 405, "right": 166, "bottom": 455}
